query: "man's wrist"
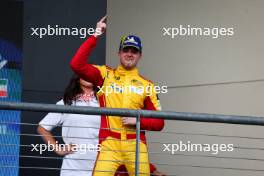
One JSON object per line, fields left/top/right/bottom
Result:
{"left": 93, "top": 33, "right": 100, "bottom": 38}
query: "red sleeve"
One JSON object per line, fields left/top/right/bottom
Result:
{"left": 150, "top": 163, "right": 157, "bottom": 173}
{"left": 140, "top": 96, "right": 165, "bottom": 131}
{"left": 70, "top": 35, "right": 104, "bottom": 87}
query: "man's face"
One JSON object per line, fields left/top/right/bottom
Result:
{"left": 119, "top": 47, "right": 141, "bottom": 70}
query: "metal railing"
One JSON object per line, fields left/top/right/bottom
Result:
{"left": 2, "top": 101, "right": 264, "bottom": 125}
{"left": 1, "top": 101, "right": 264, "bottom": 175}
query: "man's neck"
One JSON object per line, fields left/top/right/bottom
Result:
{"left": 119, "top": 64, "right": 137, "bottom": 71}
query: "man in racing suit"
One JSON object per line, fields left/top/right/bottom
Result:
{"left": 70, "top": 16, "right": 164, "bottom": 176}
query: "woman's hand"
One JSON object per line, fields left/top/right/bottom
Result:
{"left": 54, "top": 143, "right": 77, "bottom": 156}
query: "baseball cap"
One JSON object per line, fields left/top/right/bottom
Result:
{"left": 119, "top": 35, "right": 142, "bottom": 53}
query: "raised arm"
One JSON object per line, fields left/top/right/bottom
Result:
{"left": 70, "top": 16, "right": 107, "bottom": 87}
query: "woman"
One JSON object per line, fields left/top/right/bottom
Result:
{"left": 37, "top": 75, "right": 100, "bottom": 176}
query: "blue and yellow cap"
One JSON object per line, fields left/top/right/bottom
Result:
{"left": 119, "top": 35, "right": 142, "bottom": 53}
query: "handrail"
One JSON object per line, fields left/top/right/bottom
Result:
{"left": 0, "top": 101, "right": 264, "bottom": 126}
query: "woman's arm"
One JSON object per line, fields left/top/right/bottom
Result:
{"left": 37, "top": 126, "right": 75, "bottom": 156}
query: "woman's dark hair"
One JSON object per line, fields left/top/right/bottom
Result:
{"left": 63, "top": 75, "right": 82, "bottom": 105}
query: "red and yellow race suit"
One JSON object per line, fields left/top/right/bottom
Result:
{"left": 70, "top": 36, "right": 164, "bottom": 176}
